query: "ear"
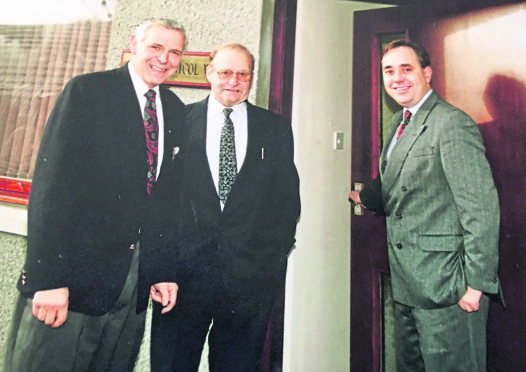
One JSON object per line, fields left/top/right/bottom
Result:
{"left": 205, "top": 64, "right": 213, "bottom": 83}
{"left": 423, "top": 65, "right": 432, "bottom": 84}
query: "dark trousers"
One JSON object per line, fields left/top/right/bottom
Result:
{"left": 150, "top": 278, "right": 276, "bottom": 372}
{"left": 4, "top": 244, "right": 145, "bottom": 372}
{"left": 394, "top": 294, "right": 490, "bottom": 372}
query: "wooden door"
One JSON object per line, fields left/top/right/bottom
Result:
{"left": 350, "top": 1, "right": 526, "bottom": 371}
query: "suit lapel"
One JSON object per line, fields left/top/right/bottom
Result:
{"left": 158, "top": 87, "right": 181, "bottom": 172}
{"left": 113, "top": 66, "right": 149, "bottom": 187}
{"left": 239, "top": 102, "right": 263, "bottom": 176}
{"left": 187, "top": 97, "right": 218, "bottom": 196}
{"left": 381, "top": 92, "right": 439, "bottom": 195}
{"left": 222, "top": 102, "right": 265, "bottom": 210}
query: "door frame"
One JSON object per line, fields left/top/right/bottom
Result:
{"left": 261, "top": 0, "right": 297, "bottom": 371}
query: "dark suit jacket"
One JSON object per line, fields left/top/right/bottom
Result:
{"left": 18, "top": 65, "right": 185, "bottom": 315}
{"left": 361, "top": 91, "right": 500, "bottom": 309}
{"left": 174, "top": 97, "right": 300, "bottom": 296}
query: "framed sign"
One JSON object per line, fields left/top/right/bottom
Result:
{"left": 121, "top": 49, "right": 211, "bottom": 88}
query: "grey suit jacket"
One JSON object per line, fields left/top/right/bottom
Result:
{"left": 373, "top": 91, "right": 500, "bottom": 309}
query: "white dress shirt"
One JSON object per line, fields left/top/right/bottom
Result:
{"left": 206, "top": 95, "right": 248, "bottom": 207}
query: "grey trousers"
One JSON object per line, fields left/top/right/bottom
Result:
{"left": 394, "top": 294, "right": 490, "bottom": 372}
{"left": 4, "top": 244, "right": 146, "bottom": 372}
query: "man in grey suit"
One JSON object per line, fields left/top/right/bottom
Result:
{"left": 349, "top": 40, "right": 500, "bottom": 371}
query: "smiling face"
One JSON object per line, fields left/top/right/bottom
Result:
{"left": 382, "top": 46, "right": 432, "bottom": 108}
{"left": 129, "top": 24, "right": 185, "bottom": 88}
{"left": 206, "top": 48, "right": 253, "bottom": 107}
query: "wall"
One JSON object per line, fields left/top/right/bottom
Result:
{"left": 0, "top": 228, "right": 26, "bottom": 368}
{"left": 106, "top": 0, "right": 270, "bottom": 106}
{"left": 285, "top": 1, "right": 391, "bottom": 371}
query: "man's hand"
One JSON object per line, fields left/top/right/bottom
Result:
{"left": 32, "top": 287, "right": 69, "bottom": 328}
{"left": 150, "top": 282, "right": 178, "bottom": 314}
{"left": 348, "top": 190, "right": 362, "bottom": 206}
{"left": 458, "top": 286, "right": 483, "bottom": 312}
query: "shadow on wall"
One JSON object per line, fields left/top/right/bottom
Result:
{"left": 478, "top": 73, "right": 526, "bottom": 371}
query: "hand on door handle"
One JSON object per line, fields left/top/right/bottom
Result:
{"left": 349, "top": 182, "right": 364, "bottom": 215}
{"left": 348, "top": 190, "right": 361, "bottom": 205}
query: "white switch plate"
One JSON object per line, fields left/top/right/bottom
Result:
{"left": 334, "top": 132, "right": 344, "bottom": 150}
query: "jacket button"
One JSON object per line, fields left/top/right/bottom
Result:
{"left": 396, "top": 213, "right": 402, "bottom": 220}
{"left": 396, "top": 243, "right": 403, "bottom": 249}
{"left": 401, "top": 186, "right": 407, "bottom": 192}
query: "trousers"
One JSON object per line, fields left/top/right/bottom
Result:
{"left": 4, "top": 243, "right": 146, "bottom": 372}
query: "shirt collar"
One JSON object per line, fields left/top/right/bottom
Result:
{"left": 128, "top": 62, "right": 160, "bottom": 97}
{"left": 406, "top": 89, "right": 433, "bottom": 116}
{"left": 208, "top": 94, "right": 247, "bottom": 115}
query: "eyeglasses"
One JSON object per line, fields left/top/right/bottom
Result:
{"left": 216, "top": 70, "right": 252, "bottom": 82}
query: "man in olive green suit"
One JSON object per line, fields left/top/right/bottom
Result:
{"left": 349, "top": 40, "right": 500, "bottom": 371}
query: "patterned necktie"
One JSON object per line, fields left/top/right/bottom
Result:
{"left": 396, "top": 109, "right": 412, "bottom": 140}
{"left": 143, "top": 89, "right": 159, "bottom": 194}
{"left": 218, "top": 108, "right": 237, "bottom": 203}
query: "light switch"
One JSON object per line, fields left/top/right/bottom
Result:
{"left": 334, "top": 132, "right": 344, "bottom": 150}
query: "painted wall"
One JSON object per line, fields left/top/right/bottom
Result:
{"left": 106, "top": 0, "right": 270, "bottom": 106}
{"left": 285, "top": 1, "right": 389, "bottom": 371}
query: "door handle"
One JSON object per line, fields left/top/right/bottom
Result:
{"left": 353, "top": 182, "right": 364, "bottom": 216}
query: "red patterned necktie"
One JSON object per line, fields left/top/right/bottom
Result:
{"left": 143, "top": 89, "right": 159, "bottom": 194}
{"left": 396, "top": 109, "right": 412, "bottom": 140}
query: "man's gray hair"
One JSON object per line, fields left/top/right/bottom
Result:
{"left": 134, "top": 18, "right": 187, "bottom": 51}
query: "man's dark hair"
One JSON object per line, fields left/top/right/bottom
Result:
{"left": 382, "top": 39, "right": 431, "bottom": 68}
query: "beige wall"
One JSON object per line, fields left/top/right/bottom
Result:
{"left": 107, "top": 0, "right": 271, "bottom": 106}
{"left": 285, "top": 1, "right": 389, "bottom": 371}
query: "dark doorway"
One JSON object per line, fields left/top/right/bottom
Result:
{"left": 350, "top": 1, "right": 526, "bottom": 370}
{"left": 262, "top": 0, "right": 297, "bottom": 371}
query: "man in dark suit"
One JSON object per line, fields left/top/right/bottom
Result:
{"left": 150, "top": 43, "right": 301, "bottom": 371}
{"left": 4, "top": 18, "right": 186, "bottom": 371}
{"left": 349, "top": 40, "right": 500, "bottom": 371}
